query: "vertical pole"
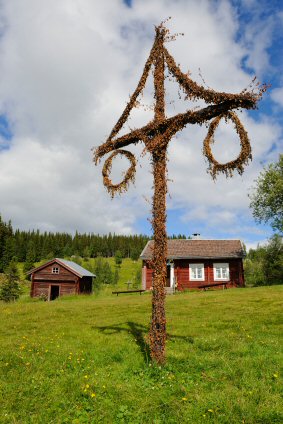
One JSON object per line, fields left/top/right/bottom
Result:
{"left": 149, "top": 26, "right": 167, "bottom": 364}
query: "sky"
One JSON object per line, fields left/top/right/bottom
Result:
{"left": 0, "top": 0, "right": 282, "bottom": 250}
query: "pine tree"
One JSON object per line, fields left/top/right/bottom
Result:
{"left": 0, "top": 259, "right": 21, "bottom": 302}
{"left": 130, "top": 247, "right": 140, "bottom": 262}
{"left": 115, "top": 250, "right": 123, "bottom": 267}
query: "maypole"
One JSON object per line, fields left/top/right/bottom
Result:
{"left": 93, "top": 21, "right": 267, "bottom": 364}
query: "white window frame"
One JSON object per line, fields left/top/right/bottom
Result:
{"left": 213, "top": 263, "right": 229, "bottom": 281}
{"left": 52, "top": 266, "right": 60, "bottom": 274}
{"left": 189, "top": 263, "right": 205, "bottom": 281}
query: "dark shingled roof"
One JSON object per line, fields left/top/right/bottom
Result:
{"left": 140, "top": 239, "right": 245, "bottom": 260}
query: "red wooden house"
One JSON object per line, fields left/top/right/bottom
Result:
{"left": 28, "top": 258, "right": 95, "bottom": 300}
{"left": 140, "top": 239, "right": 245, "bottom": 291}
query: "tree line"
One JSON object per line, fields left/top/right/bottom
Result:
{"left": 0, "top": 214, "right": 187, "bottom": 272}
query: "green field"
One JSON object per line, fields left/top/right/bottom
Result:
{"left": 0, "top": 286, "right": 282, "bottom": 423}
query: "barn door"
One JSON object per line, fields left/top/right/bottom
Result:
{"left": 50, "top": 285, "right": 60, "bottom": 301}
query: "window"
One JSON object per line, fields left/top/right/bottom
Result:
{"left": 213, "top": 263, "right": 229, "bottom": 280}
{"left": 52, "top": 267, "right": 60, "bottom": 274}
{"left": 189, "top": 263, "right": 204, "bottom": 281}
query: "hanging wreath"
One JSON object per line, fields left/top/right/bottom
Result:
{"left": 203, "top": 111, "right": 252, "bottom": 179}
{"left": 102, "top": 149, "right": 136, "bottom": 197}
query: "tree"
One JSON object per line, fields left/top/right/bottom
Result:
{"left": 0, "top": 259, "right": 21, "bottom": 302}
{"left": 249, "top": 155, "right": 283, "bottom": 233}
{"left": 102, "top": 262, "right": 113, "bottom": 285}
{"left": 0, "top": 216, "right": 13, "bottom": 272}
{"left": 94, "top": 257, "right": 113, "bottom": 285}
{"left": 23, "top": 241, "right": 36, "bottom": 275}
{"left": 244, "top": 247, "right": 265, "bottom": 286}
{"left": 113, "top": 268, "right": 119, "bottom": 286}
{"left": 130, "top": 247, "right": 140, "bottom": 262}
{"left": 83, "top": 246, "right": 91, "bottom": 259}
{"left": 133, "top": 268, "right": 142, "bottom": 289}
{"left": 114, "top": 250, "right": 123, "bottom": 267}
{"left": 244, "top": 234, "right": 283, "bottom": 286}
{"left": 2, "top": 236, "right": 15, "bottom": 271}
{"left": 263, "top": 234, "right": 283, "bottom": 285}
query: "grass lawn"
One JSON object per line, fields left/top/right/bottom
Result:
{"left": 0, "top": 286, "right": 282, "bottom": 423}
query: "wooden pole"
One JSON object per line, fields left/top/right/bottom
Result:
{"left": 149, "top": 26, "right": 167, "bottom": 364}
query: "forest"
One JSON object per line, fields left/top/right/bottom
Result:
{"left": 0, "top": 213, "right": 187, "bottom": 272}
{"left": 0, "top": 213, "right": 281, "bottom": 287}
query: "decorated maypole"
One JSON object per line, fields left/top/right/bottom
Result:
{"left": 93, "top": 21, "right": 267, "bottom": 364}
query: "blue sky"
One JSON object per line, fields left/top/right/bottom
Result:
{"left": 0, "top": 115, "right": 13, "bottom": 150}
{"left": 0, "top": 0, "right": 282, "bottom": 249}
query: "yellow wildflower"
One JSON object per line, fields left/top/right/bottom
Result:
{"left": 273, "top": 373, "right": 278, "bottom": 378}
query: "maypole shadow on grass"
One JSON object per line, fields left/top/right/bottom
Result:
{"left": 93, "top": 20, "right": 267, "bottom": 364}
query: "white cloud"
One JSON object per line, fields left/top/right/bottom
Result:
{"left": 271, "top": 87, "right": 283, "bottom": 107}
{"left": 0, "top": 0, "right": 281, "bottom": 243}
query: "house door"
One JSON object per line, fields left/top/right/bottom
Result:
{"left": 50, "top": 285, "right": 60, "bottom": 301}
{"left": 166, "top": 265, "right": 171, "bottom": 287}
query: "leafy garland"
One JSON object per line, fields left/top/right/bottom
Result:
{"left": 203, "top": 111, "right": 252, "bottom": 179}
{"left": 102, "top": 150, "right": 136, "bottom": 198}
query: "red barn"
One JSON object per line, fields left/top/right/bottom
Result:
{"left": 140, "top": 239, "right": 245, "bottom": 291}
{"left": 28, "top": 258, "right": 95, "bottom": 300}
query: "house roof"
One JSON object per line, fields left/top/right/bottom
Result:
{"left": 140, "top": 239, "right": 245, "bottom": 260}
{"left": 27, "top": 258, "right": 95, "bottom": 278}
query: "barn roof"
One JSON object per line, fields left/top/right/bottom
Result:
{"left": 56, "top": 259, "right": 95, "bottom": 277}
{"left": 27, "top": 258, "right": 95, "bottom": 277}
{"left": 140, "top": 239, "right": 245, "bottom": 260}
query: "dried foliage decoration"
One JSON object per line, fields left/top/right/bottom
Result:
{"left": 93, "top": 20, "right": 267, "bottom": 364}
{"left": 102, "top": 150, "right": 136, "bottom": 198}
{"left": 203, "top": 111, "right": 252, "bottom": 179}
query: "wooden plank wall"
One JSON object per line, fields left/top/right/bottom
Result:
{"left": 32, "top": 282, "right": 77, "bottom": 298}
{"left": 143, "top": 259, "right": 244, "bottom": 290}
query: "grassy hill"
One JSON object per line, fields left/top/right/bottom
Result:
{"left": 0, "top": 286, "right": 282, "bottom": 423}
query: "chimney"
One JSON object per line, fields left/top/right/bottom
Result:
{"left": 192, "top": 233, "right": 201, "bottom": 240}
